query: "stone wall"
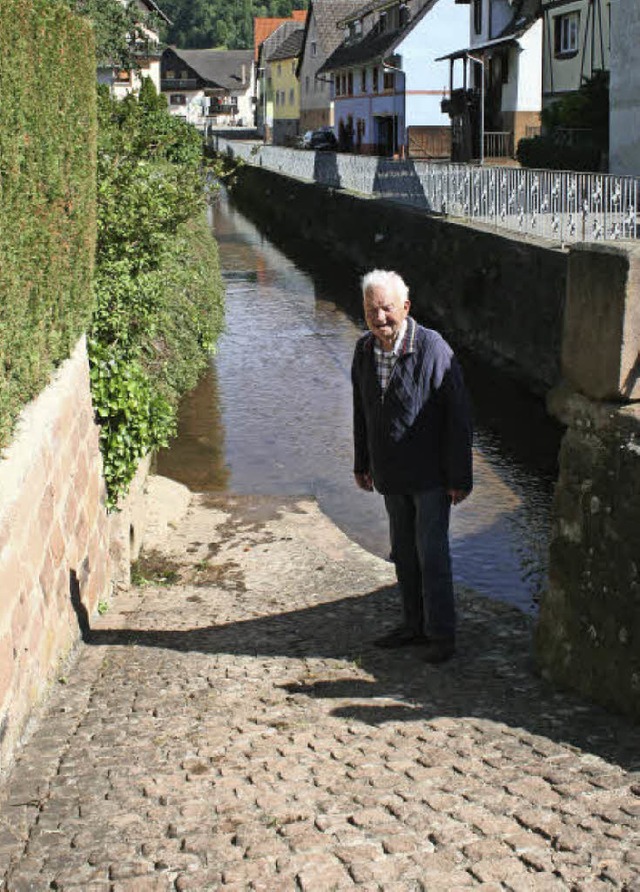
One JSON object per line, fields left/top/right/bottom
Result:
{"left": 537, "top": 242, "right": 640, "bottom": 719}
{"left": 537, "top": 389, "right": 640, "bottom": 719}
{"left": 0, "top": 337, "right": 111, "bottom": 771}
{"left": 229, "top": 163, "right": 567, "bottom": 393}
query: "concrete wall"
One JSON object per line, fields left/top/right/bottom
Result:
{"left": 0, "top": 338, "right": 111, "bottom": 771}
{"left": 228, "top": 162, "right": 567, "bottom": 393}
{"left": 609, "top": 0, "right": 640, "bottom": 176}
{"left": 537, "top": 241, "right": 640, "bottom": 719}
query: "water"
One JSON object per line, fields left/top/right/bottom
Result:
{"left": 157, "top": 190, "right": 562, "bottom": 613}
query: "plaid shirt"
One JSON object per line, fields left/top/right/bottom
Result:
{"left": 373, "top": 320, "right": 407, "bottom": 394}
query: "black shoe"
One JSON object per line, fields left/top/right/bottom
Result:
{"left": 373, "top": 626, "right": 427, "bottom": 649}
{"left": 422, "top": 638, "right": 455, "bottom": 664}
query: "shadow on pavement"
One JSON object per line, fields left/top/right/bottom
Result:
{"left": 88, "top": 583, "right": 640, "bottom": 772}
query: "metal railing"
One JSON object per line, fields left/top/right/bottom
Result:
{"left": 212, "top": 137, "right": 640, "bottom": 244}
{"left": 484, "top": 131, "right": 513, "bottom": 158}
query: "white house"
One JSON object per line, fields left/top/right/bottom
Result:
{"left": 98, "top": 0, "right": 171, "bottom": 98}
{"left": 609, "top": 0, "right": 640, "bottom": 175}
{"left": 541, "top": 0, "right": 610, "bottom": 107}
{"left": 319, "top": 0, "right": 468, "bottom": 158}
{"left": 439, "top": 0, "right": 542, "bottom": 161}
{"left": 161, "top": 49, "right": 255, "bottom": 131}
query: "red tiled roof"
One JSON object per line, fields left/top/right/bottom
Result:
{"left": 254, "top": 12, "right": 308, "bottom": 59}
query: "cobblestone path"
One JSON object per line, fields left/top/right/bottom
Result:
{"left": 1, "top": 491, "right": 640, "bottom": 891}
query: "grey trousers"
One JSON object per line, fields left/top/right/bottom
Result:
{"left": 384, "top": 487, "right": 455, "bottom": 640}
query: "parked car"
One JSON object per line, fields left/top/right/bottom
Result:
{"left": 303, "top": 127, "right": 338, "bottom": 151}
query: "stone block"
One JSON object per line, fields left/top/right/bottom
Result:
{"left": 563, "top": 242, "right": 640, "bottom": 400}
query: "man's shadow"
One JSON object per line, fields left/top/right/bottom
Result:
{"left": 88, "top": 580, "right": 640, "bottom": 772}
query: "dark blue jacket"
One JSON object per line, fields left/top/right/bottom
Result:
{"left": 351, "top": 317, "right": 473, "bottom": 495}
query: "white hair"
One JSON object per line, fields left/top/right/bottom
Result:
{"left": 361, "top": 269, "right": 409, "bottom": 303}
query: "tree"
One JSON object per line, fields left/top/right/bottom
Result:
{"left": 60, "top": 0, "right": 160, "bottom": 68}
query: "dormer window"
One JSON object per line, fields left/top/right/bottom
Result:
{"left": 399, "top": 3, "right": 409, "bottom": 27}
{"left": 379, "top": 11, "right": 387, "bottom": 32}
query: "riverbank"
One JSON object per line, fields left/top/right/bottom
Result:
{"left": 1, "top": 477, "right": 639, "bottom": 890}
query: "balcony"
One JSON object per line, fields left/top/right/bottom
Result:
{"left": 162, "top": 78, "right": 199, "bottom": 90}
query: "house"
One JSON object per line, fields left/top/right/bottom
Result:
{"left": 98, "top": 0, "right": 172, "bottom": 98}
{"left": 268, "top": 28, "right": 306, "bottom": 145}
{"left": 161, "top": 48, "right": 255, "bottom": 130}
{"left": 297, "top": 0, "right": 360, "bottom": 133}
{"left": 439, "top": 0, "right": 542, "bottom": 161}
{"left": 255, "top": 15, "right": 308, "bottom": 139}
{"left": 254, "top": 11, "right": 309, "bottom": 62}
{"left": 609, "top": 0, "right": 639, "bottom": 175}
{"left": 318, "top": 0, "right": 468, "bottom": 158}
{"left": 541, "top": 0, "right": 610, "bottom": 107}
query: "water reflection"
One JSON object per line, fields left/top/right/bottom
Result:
{"left": 157, "top": 191, "right": 561, "bottom": 614}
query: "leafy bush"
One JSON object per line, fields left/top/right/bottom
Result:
{"left": 0, "top": 0, "right": 97, "bottom": 450}
{"left": 517, "top": 71, "right": 609, "bottom": 172}
{"left": 90, "top": 83, "right": 224, "bottom": 507}
{"left": 516, "top": 137, "right": 602, "bottom": 172}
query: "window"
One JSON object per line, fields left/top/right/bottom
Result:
{"left": 361, "top": 69, "right": 366, "bottom": 92}
{"left": 347, "top": 71, "right": 353, "bottom": 95}
{"left": 383, "top": 70, "right": 394, "bottom": 91}
{"left": 289, "top": 87, "right": 294, "bottom": 104}
{"left": 473, "top": 0, "right": 482, "bottom": 35}
{"left": 372, "top": 66, "right": 379, "bottom": 92}
{"left": 399, "top": 3, "right": 409, "bottom": 27}
{"left": 311, "top": 41, "right": 317, "bottom": 57}
{"left": 335, "top": 75, "right": 341, "bottom": 97}
{"left": 379, "top": 11, "right": 387, "bottom": 32}
{"left": 277, "top": 63, "right": 282, "bottom": 75}
{"left": 554, "top": 12, "right": 580, "bottom": 55}
{"left": 169, "top": 94, "right": 186, "bottom": 105}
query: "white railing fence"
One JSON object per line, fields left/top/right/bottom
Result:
{"left": 211, "top": 136, "right": 639, "bottom": 245}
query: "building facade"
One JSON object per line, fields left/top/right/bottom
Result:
{"left": 541, "top": 0, "right": 611, "bottom": 106}
{"left": 269, "top": 29, "right": 305, "bottom": 145}
{"left": 297, "top": 0, "right": 359, "bottom": 133}
{"left": 161, "top": 48, "right": 254, "bottom": 131}
{"left": 440, "top": 0, "right": 542, "bottom": 160}
{"left": 256, "top": 17, "right": 308, "bottom": 139}
{"left": 320, "top": 0, "right": 468, "bottom": 158}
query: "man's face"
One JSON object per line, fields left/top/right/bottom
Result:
{"left": 364, "top": 284, "right": 410, "bottom": 351}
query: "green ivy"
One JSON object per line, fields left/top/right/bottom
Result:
{"left": 89, "top": 83, "right": 225, "bottom": 507}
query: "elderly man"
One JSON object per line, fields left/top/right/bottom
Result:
{"left": 352, "top": 270, "right": 473, "bottom": 663}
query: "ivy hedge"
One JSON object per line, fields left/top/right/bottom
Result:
{"left": 0, "top": 0, "right": 97, "bottom": 449}
{"left": 89, "top": 83, "right": 224, "bottom": 507}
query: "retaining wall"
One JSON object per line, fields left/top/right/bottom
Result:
{"left": 228, "top": 162, "right": 567, "bottom": 393}
{"left": 0, "top": 338, "right": 110, "bottom": 771}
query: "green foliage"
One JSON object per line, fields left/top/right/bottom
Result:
{"left": 516, "top": 137, "right": 602, "bottom": 172}
{"left": 517, "top": 71, "right": 609, "bottom": 172}
{"left": 90, "top": 83, "right": 225, "bottom": 507}
{"left": 0, "top": 0, "right": 97, "bottom": 450}
{"left": 159, "top": 0, "right": 308, "bottom": 49}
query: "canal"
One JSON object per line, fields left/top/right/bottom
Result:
{"left": 157, "top": 189, "right": 563, "bottom": 614}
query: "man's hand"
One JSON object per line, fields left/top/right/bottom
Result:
{"left": 447, "top": 488, "right": 469, "bottom": 506}
{"left": 354, "top": 471, "right": 374, "bottom": 492}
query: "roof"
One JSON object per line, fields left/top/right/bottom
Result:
{"left": 436, "top": 0, "right": 541, "bottom": 61}
{"left": 319, "top": 0, "right": 437, "bottom": 73}
{"left": 138, "top": 0, "right": 172, "bottom": 25}
{"left": 253, "top": 11, "right": 308, "bottom": 60}
{"left": 164, "top": 49, "right": 253, "bottom": 90}
{"left": 295, "top": 0, "right": 362, "bottom": 78}
{"left": 267, "top": 28, "right": 305, "bottom": 62}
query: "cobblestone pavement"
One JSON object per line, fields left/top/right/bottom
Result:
{"left": 2, "top": 490, "right": 640, "bottom": 892}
